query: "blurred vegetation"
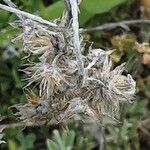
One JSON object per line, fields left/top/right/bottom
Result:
{"left": 0, "top": 0, "right": 150, "bottom": 149}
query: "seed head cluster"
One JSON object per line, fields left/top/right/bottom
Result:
{"left": 1, "top": 0, "right": 136, "bottom": 126}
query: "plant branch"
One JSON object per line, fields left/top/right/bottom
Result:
{"left": 3, "top": 0, "right": 24, "bottom": 19}
{"left": 0, "top": 3, "right": 57, "bottom": 28}
{"left": 69, "top": 0, "right": 84, "bottom": 85}
{"left": 81, "top": 19, "right": 150, "bottom": 32}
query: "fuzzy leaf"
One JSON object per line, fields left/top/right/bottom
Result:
{"left": 47, "top": 139, "right": 59, "bottom": 150}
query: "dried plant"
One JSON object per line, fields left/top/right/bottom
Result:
{"left": 0, "top": 0, "right": 136, "bottom": 126}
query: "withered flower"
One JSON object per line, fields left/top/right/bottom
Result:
{"left": 23, "top": 63, "right": 66, "bottom": 98}
{"left": 0, "top": 0, "right": 136, "bottom": 126}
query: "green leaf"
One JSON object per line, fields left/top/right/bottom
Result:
{"left": 27, "top": 0, "right": 44, "bottom": 12}
{"left": 40, "top": 1, "right": 64, "bottom": 21}
{"left": 64, "top": 131, "right": 75, "bottom": 148}
{"left": 79, "top": 8, "right": 93, "bottom": 25}
{"left": 81, "top": 0, "right": 127, "bottom": 14}
{"left": 25, "top": 133, "right": 36, "bottom": 149}
{"left": 46, "top": 139, "right": 59, "bottom": 150}
{"left": 39, "top": 0, "right": 127, "bottom": 25}
{"left": 0, "top": 10, "right": 10, "bottom": 28}
{"left": 80, "top": 0, "right": 128, "bottom": 25}
{"left": 8, "top": 139, "right": 24, "bottom": 150}
{"left": 75, "top": 136, "right": 84, "bottom": 150}
{"left": 0, "top": 27, "right": 18, "bottom": 46}
{"left": 53, "top": 130, "right": 65, "bottom": 148}
{"left": 128, "top": 100, "right": 147, "bottom": 116}
{"left": 16, "top": 131, "right": 36, "bottom": 149}
{"left": 120, "top": 120, "right": 132, "bottom": 141}
{"left": 46, "top": 130, "right": 76, "bottom": 150}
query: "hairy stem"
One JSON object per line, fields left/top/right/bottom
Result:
{"left": 0, "top": 4, "right": 57, "bottom": 28}
{"left": 69, "top": 0, "right": 84, "bottom": 86}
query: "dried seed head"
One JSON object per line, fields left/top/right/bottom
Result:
{"left": 23, "top": 63, "right": 66, "bottom": 98}
{"left": 5, "top": 1, "right": 136, "bottom": 125}
{"left": 84, "top": 51, "right": 136, "bottom": 121}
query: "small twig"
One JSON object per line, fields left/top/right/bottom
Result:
{"left": 81, "top": 19, "right": 150, "bottom": 32}
{"left": 0, "top": 3, "right": 57, "bottom": 28}
{"left": 3, "top": 0, "right": 17, "bottom": 8}
{"left": 63, "top": 0, "right": 71, "bottom": 25}
{"left": 69, "top": 0, "right": 84, "bottom": 85}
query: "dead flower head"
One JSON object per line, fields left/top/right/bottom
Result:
{"left": 24, "top": 63, "right": 66, "bottom": 97}
{"left": 2, "top": 0, "right": 136, "bottom": 125}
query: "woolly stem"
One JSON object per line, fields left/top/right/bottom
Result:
{"left": 69, "top": 0, "right": 84, "bottom": 86}
{"left": 0, "top": 4, "right": 57, "bottom": 28}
